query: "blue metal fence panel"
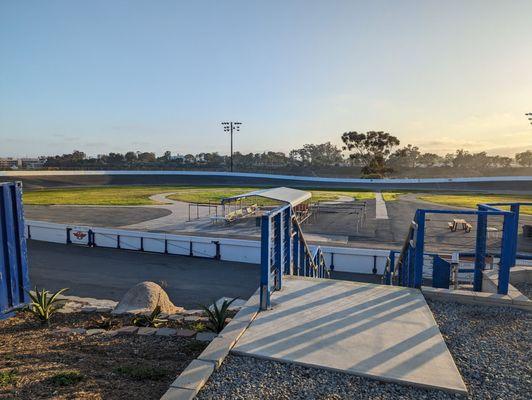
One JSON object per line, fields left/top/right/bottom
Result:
{"left": 432, "top": 256, "right": 451, "bottom": 289}
{"left": 0, "top": 181, "right": 30, "bottom": 319}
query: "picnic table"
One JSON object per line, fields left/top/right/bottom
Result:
{"left": 448, "top": 218, "right": 472, "bottom": 233}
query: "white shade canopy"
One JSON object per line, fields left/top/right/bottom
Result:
{"left": 221, "top": 187, "right": 311, "bottom": 207}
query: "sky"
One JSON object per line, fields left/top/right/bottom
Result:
{"left": 1, "top": 0, "right": 531, "bottom": 158}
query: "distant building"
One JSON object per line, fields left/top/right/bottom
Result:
{"left": 20, "top": 157, "right": 46, "bottom": 169}
{"left": 0, "top": 157, "right": 46, "bottom": 170}
{"left": 0, "top": 158, "right": 19, "bottom": 169}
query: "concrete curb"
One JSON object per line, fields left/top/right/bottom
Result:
{"left": 159, "top": 289, "right": 260, "bottom": 400}
{"left": 422, "top": 285, "right": 532, "bottom": 312}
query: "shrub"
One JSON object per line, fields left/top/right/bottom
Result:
{"left": 48, "top": 371, "right": 84, "bottom": 386}
{"left": 25, "top": 287, "right": 68, "bottom": 326}
{"left": 201, "top": 298, "right": 238, "bottom": 334}
{"left": 190, "top": 321, "right": 206, "bottom": 332}
{"left": 132, "top": 306, "right": 167, "bottom": 328}
{"left": 86, "top": 315, "right": 115, "bottom": 330}
{"left": 0, "top": 369, "right": 18, "bottom": 387}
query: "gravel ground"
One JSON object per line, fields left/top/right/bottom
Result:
{"left": 197, "top": 300, "right": 531, "bottom": 400}
{"left": 513, "top": 282, "right": 532, "bottom": 299}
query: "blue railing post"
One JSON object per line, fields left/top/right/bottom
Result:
{"left": 1, "top": 182, "right": 30, "bottom": 318}
{"left": 498, "top": 211, "right": 516, "bottom": 295}
{"left": 299, "top": 240, "right": 305, "bottom": 276}
{"left": 385, "top": 251, "right": 395, "bottom": 285}
{"left": 413, "top": 211, "right": 426, "bottom": 288}
{"left": 273, "top": 212, "right": 282, "bottom": 291}
{"left": 473, "top": 208, "right": 488, "bottom": 291}
{"left": 293, "top": 227, "right": 299, "bottom": 275}
{"left": 283, "top": 207, "right": 292, "bottom": 275}
{"left": 260, "top": 213, "right": 272, "bottom": 310}
{"left": 509, "top": 204, "right": 519, "bottom": 269}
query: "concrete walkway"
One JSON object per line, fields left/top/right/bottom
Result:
{"left": 374, "top": 192, "right": 388, "bottom": 219}
{"left": 232, "top": 277, "right": 467, "bottom": 394}
{"left": 121, "top": 192, "right": 196, "bottom": 231}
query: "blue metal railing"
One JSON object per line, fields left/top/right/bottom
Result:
{"left": 384, "top": 202, "right": 529, "bottom": 295}
{"left": 1, "top": 182, "right": 30, "bottom": 319}
{"left": 260, "top": 204, "right": 330, "bottom": 310}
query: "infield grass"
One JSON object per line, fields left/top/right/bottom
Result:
{"left": 23, "top": 185, "right": 383, "bottom": 206}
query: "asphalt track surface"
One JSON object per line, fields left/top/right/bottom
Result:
{"left": 28, "top": 240, "right": 260, "bottom": 308}
{"left": 8, "top": 172, "right": 532, "bottom": 193}
{"left": 25, "top": 205, "right": 170, "bottom": 227}
{"left": 27, "top": 241, "right": 380, "bottom": 307}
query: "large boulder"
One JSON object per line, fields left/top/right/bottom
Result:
{"left": 112, "top": 281, "right": 183, "bottom": 315}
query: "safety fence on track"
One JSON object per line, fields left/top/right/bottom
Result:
{"left": 24, "top": 220, "right": 390, "bottom": 275}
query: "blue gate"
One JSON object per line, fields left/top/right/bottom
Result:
{"left": 0, "top": 181, "right": 30, "bottom": 319}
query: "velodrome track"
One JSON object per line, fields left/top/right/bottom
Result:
{"left": 2, "top": 170, "right": 532, "bottom": 193}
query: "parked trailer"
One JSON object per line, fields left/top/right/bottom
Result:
{"left": 0, "top": 182, "right": 30, "bottom": 319}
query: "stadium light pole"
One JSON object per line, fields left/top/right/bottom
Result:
{"left": 221, "top": 122, "right": 241, "bottom": 172}
{"left": 526, "top": 113, "right": 532, "bottom": 126}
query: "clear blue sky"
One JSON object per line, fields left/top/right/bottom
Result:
{"left": 1, "top": 0, "right": 531, "bottom": 157}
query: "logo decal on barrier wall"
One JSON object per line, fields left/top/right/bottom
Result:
{"left": 72, "top": 231, "right": 87, "bottom": 240}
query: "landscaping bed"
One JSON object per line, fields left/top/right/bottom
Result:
{"left": 197, "top": 300, "right": 531, "bottom": 399}
{"left": 0, "top": 311, "right": 210, "bottom": 399}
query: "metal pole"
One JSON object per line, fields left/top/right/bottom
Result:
{"left": 413, "top": 210, "right": 426, "bottom": 288}
{"left": 260, "top": 214, "right": 271, "bottom": 310}
{"left": 498, "top": 211, "right": 516, "bottom": 295}
{"left": 473, "top": 209, "right": 487, "bottom": 291}
{"left": 230, "top": 122, "right": 234, "bottom": 172}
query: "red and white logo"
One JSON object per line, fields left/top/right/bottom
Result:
{"left": 72, "top": 231, "right": 87, "bottom": 240}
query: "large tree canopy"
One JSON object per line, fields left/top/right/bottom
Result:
{"left": 341, "top": 131, "right": 400, "bottom": 176}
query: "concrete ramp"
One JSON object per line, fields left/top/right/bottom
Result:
{"left": 233, "top": 277, "right": 467, "bottom": 394}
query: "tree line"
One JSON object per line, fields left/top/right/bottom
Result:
{"left": 38, "top": 131, "right": 532, "bottom": 177}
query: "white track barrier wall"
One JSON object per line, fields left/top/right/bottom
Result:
{"left": 3, "top": 169, "right": 531, "bottom": 185}
{"left": 25, "top": 220, "right": 390, "bottom": 275}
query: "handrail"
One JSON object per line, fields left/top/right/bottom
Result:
{"left": 292, "top": 215, "right": 330, "bottom": 278}
{"left": 392, "top": 220, "right": 417, "bottom": 283}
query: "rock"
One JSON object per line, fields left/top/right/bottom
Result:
{"left": 137, "top": 327, "right": 158, "bottom": 336}
{"left": 111, "top": 281, "right": 184, "bottom": 315}
{"left": 116, "top": 326, "right": 139, "bottom": 335}
{"left": 86, "top": 329, "right": 106, "bottom": 336}
{"left": 70, "top": 328, "right": 87, "bottom": 335}
{"left": 175, "top": 329, "right": 196, "bottom": 338}
{"left": 51, "top": 327, "right": 71, "bottom": 335}
{"left": 156, "top": 328, "right": 177, "bottom": 336}
{"left": 168, "top": 314, "right": 184, "bottom": 322}
{"left": 81, "top": 306, "right": 97, "bottom": 313}
{"left": 196, "top": 332, "right": 218, "bottom": 342}
{"left": 182, "top": 309, "right": 203, "bottom": 315}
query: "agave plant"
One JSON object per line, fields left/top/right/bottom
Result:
{"left": 25, "top": 287, "right": 68, "bottom": 326}
{"left": 132, "top": 306, "right": 167, "bottom": 328}
{"left": 201, "top": 298, "right": 238, "bottom": 334}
